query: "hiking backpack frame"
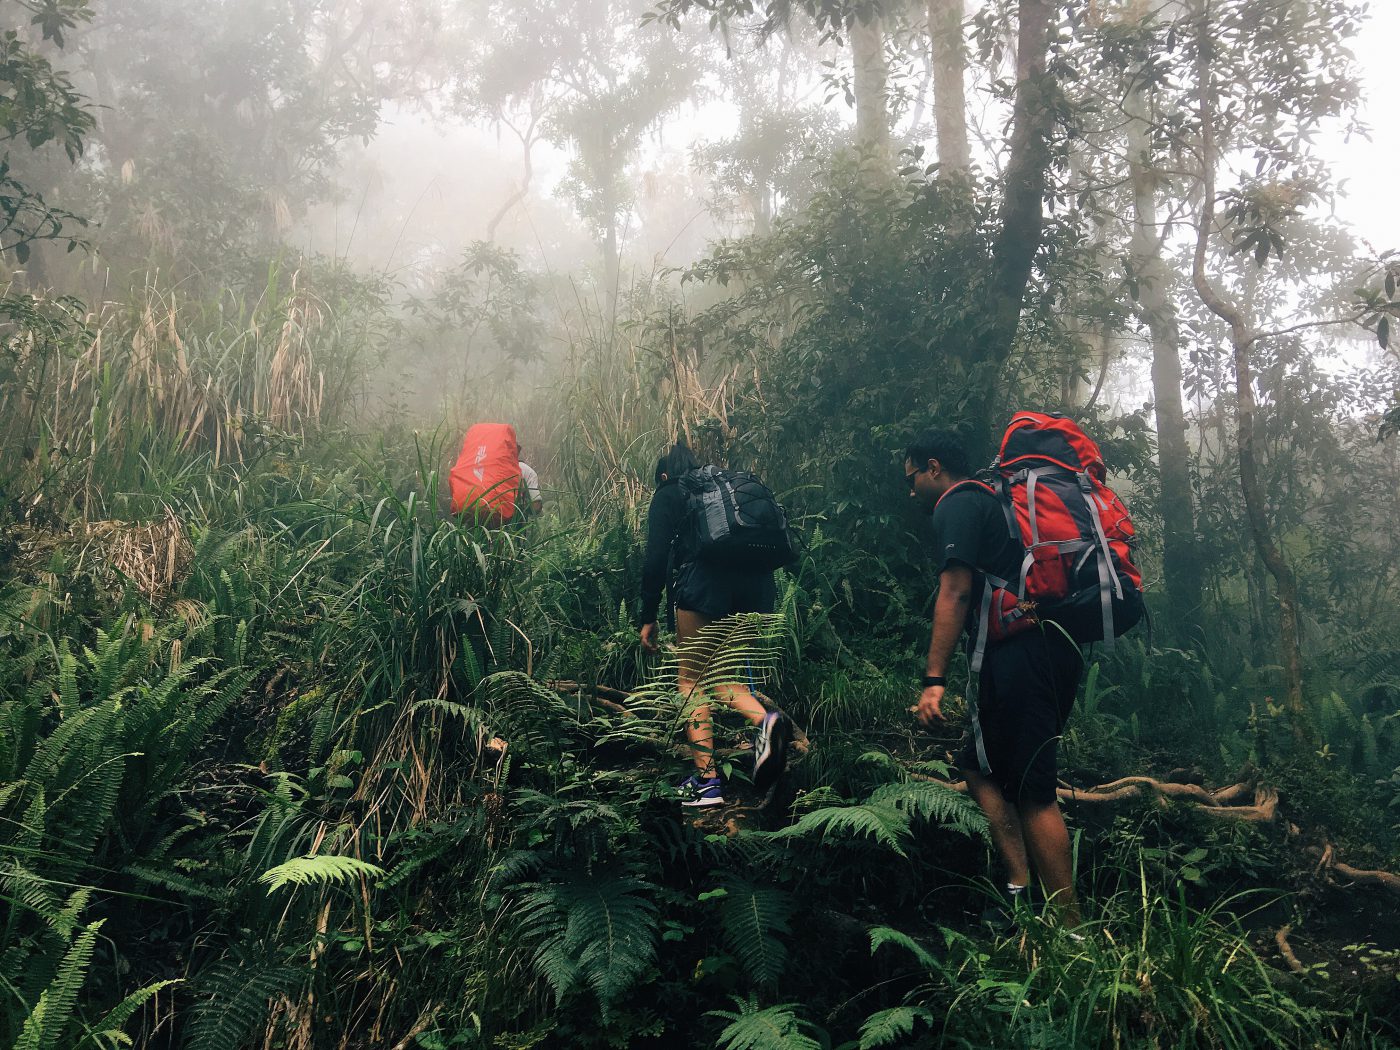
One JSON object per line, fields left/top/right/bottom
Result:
{"left": 942, "top": 412, "right": 1144, "bottom": 674}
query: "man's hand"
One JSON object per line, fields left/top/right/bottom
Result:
{"left": 911, "top": 684, "right": 946, "bottom": 727}
{"left": 639, "top": 622, "right": 659, "bottom": 654}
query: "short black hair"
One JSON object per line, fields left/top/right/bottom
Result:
{"left": 905, "top": 428, "right": 972, "bottom": 477}
{"left": 655, "top": 441, "right": 699, "bottom": 486}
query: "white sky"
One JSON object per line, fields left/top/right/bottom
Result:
{"left": 1322, "top": 2, "right": 1400, "bottom": 253}
{"left": 304, "top": 4, "right": 1400, "bottom": 276}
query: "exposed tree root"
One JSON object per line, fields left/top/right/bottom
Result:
{"left": 1319, "top": 844, "right": 1400, "bottom": 898}
{"left": 1274, "top": 924, "right": 1306, "bottom": 974}
{"left": 548, "top": 680, "right": 635, "bottom": 717}
{"left": 913, "top": 768, "right": 1276, "bottom": 820}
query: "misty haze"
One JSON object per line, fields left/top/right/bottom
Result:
{"left": 3, "top": 0, "right": 1400, "bottom": 1047}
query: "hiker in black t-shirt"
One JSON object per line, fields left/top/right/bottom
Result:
{"left": 905, "top": 428, "right": 1083, "bottom": 926}
{"left": 638, "top": 442, "right": 791, "bottom": 808}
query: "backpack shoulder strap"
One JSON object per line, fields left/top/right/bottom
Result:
{"left": 934, "top": 478, "right": 995, "bottom": 508}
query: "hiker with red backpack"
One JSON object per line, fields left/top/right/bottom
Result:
{"left": 906, "top": 417, "right": 1143, "bottom": 927}
{"left": 449, "top": 423, "right": 524, "bottom": 526}
{"left": 638, "top": 441, "right": 797, "bottom": 808}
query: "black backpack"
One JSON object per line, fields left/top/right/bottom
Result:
{"left": 677, "top": 466, "right": 797, "bottom": 572}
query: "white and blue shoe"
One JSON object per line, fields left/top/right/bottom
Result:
{"left": 679, "top": 774, "right": 725, "bottom": 808}
{"left": 752, "top": 711, "right": 791, "bottom": 792}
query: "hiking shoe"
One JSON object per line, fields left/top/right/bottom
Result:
{"left": 752, "top": 711, "right": 791, "bottom": 793}
{"left": 679, "top": 774, "right": 725, "bottom": 808}
{"left": 980, "top": 886, "right": 1033, "bottom": 933}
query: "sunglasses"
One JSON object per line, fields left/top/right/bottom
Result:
{"left": 905, "top": 466, "right": 927, "bottom": 490}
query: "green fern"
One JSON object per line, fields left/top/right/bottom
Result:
{"left": 858, "top": 1006, "right": 934, "bottom": 1049}
{"left": 515, "top": 870, "right": 658, "bottom": 1020}
{"left": 715, "top": 876, "right": 794, "bottom": 988}
{"left": 769, "top": 799, "right": 911, "bottom": 856}
{"left": 867, "top": 780, "right": 988, "bottom": 841}
{"left": 14, "top": 918, "right": 102, "bottom": 1050}
{"left": 708, "top": 995, "right": 825, "bottom": 1050}
{"left": 257, "top": 854, "right": 385, "bottom": 893}
{"left": 868, "top": 926, "right": 938, "bottom": 970}
{"left": 187, "top": 954, "right": 302, "bottom": 1050}
{"left": 75, "top": 978, "right": 180, "bottom": 1050}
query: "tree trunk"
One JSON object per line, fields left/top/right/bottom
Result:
{"left": 849, "top": 12, "right": 891, "bottom": 156}
{"left": 1189, "top": 5, "right": 1309, "bottom": 743}
{"left": 485, "top": 114, "right": 538, "bottom": 244}
{"left": 928, "top": 0, "right": 970, "bottom": 173}
{"left": 961, "top": 0, "right": 1055, "bottom": 456}
{"left": 1125, "top": 79, "right": 1205, "bottom": 634}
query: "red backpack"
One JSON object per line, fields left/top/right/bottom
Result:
{"left": 450, "top": 423, "right": 521, "bottom": 526}
{"left": 941, "top": 412, "right": 1144, "bottom": 672}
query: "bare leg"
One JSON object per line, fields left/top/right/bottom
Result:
{"left": 676, "top": 608, "right": 768, "bottom": 775}
{"left": 1020, "top": 799, "right": 1080, "bottom": 925}
{"left": 963, "top": 767, "right": 1031, "bottom": 886}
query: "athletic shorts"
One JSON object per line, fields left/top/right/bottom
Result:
{"left": 954, "top": 627, "right": 1083, "bottom": 806}
{"left": 672, "top": 559, "right": 776, "bottom": 620}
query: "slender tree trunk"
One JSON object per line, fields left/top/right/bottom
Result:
{"left": 485, "top": 116, "right": 538, "bottom": 244}
{"left": 849, "top": 12, "right": 891, "bottom": 155}
{"left": 961, "top": 0, "right": 1055, "bottom": 456}
{"left": 1125, "top": 79, "right": 1205, "bottom": 634}
{"left": 928, "top": 0, "right": 971, "bottom": 173}
{"left": 1190, "top": 4, "right": 1308, "bottom": 742}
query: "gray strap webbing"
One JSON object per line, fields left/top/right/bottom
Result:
{"left": 967, "top": 579, "right": 997, "bottom": 775}
{"left": 994, "top": 474, "right": 1019, "bottom": 541}
{"left": 970, "top": 581, "right": 994, "bottom": 676}
{"left": 1079, "top": 474, "right": 1121, "bottom": 649}
{"left": 1026, "top": 468, "right": 1042, "bottom": 545}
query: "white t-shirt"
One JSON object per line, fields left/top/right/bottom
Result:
{"left": 519, "top": 461, "right": 541, "bottom": 503}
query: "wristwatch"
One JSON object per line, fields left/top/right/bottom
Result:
{"left": 921, "top": 675, "right": 947, "bottom": 689}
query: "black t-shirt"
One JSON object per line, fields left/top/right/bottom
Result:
{"left": 930, "top": 483, "right": 1024, "bottom": 638}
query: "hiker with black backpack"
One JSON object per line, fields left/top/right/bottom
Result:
{"left": 905, "top": 419, "right": 1144, "bottom": 927}
{"left": 638, "top": 441, "right": 796, "bottom": 808}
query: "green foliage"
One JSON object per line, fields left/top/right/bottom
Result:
{"left": 514, "top": 870, "right": 659, "bottom": 1020}
{"left": 713, "top": 876, "right": 795, "bottom": 989}
{"left": 709, "top": 995, "right": 826, "bottom": 1050}
{"left": 257, "top": 854, "right": 386, "bottom": 894}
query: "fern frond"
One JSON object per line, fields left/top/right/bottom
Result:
{"left": 708, "top": 995, "right": 824, "bottom": 1050}
{"left": 716, "top": 876, "right": 794, "bottom": 988}
{"left": 515, "top": 870, "right": 658, "bottom": 1019}
{"left": 868, "top": 780, "right": 988, "bottom": 841}
{"left": 769, "top": 800, "right": 911, "bottom": 857}
{"left": 858, "top": 1005, "right": 934, "bottom": 1049}
{"left": 186, "top": 955, "right": 301, "bottom": 1050}
{"left": 257, "top": 854, "right": 384, "bottom": 893}
{"left": 15, "top": 918, "right": 103, "bottom": 1050}
{"left": 868, "top": 926, "right": 938, "bottom": 970}
{"left": 556, "top": 874, "right": 658, "bottom": 1017}
{"left": 75, "top": 978, "right": 180, "bottom": 1050}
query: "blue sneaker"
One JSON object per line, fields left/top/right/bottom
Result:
{"left": 679, "top": 774, "right": 725, "bottom": 808}
{"left": 752, "top": 711, "right": 791, "bottom": 792}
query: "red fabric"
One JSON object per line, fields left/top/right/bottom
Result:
{"left": 450, "top": 423, "right": 520, "bottom": 523}
{"left": 998, "top": 410, "right": 1109, "bottom": 480}
{"left": 939, "top": 415, "right": 1144, "bottom": 644}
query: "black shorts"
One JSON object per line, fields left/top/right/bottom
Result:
{"left": 955, "top": 627, "right": 1083, "bottom": 806}
{"left": 672, "top": 559, "right": 776, "bottom": 620}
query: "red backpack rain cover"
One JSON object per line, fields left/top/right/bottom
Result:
{"left": 450, "top": 423, "right": 520, "bottom": 525}
{"left": 940, "top": 412, "right": 1144, "bottom": 670}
